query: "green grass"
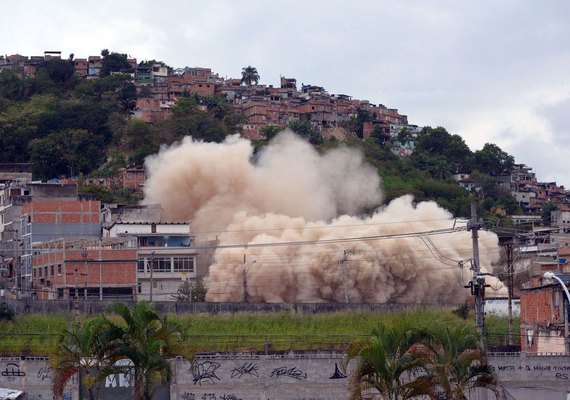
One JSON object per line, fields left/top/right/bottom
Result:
{"left": 0, "top": 309, "right": 519, "bottom": 356}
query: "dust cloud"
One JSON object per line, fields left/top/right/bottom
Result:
{"left": 144, "top": 131, "right": 503, "bottom": 303}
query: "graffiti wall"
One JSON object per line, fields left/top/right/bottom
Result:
{"left": 0, "top": 357, "right": 74, "bottom": 400}
{"left": 172, "top": 352, "right": 349, "bottom": 400}
{"left": 2, "top": 353, "right": 570, "bottom": 399}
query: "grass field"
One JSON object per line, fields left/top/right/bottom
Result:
{"left": 0, "top": 309, "right": 519, "bottom": 356}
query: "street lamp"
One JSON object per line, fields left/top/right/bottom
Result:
{"left": 543, "top": 271, "right": 570, "bottom": 353}
{"left": 243, "top": 260, "right": 256, "bottom": 303}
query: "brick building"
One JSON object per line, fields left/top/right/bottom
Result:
{"left": 19, "top": 184, "right": 101, "bottom": 295}
{"left": 520, "top": 247, "right": 570, "bottom": 353}
{"left": 31, "top": 237, "right": 137, "bottom": 300}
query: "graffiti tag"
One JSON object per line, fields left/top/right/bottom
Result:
{"left": 269, "top": 366, "right": 307, "bottom": 381}
{"left": 230, "top": 362, "right": 259, "bottom": 379}
{"left": 191, "top": 361, "right": 221, "bottom": 385}
{"left": 37, "top": 366, "right": 53, "bottom": 382}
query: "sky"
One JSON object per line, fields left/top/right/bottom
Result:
{"left": 3, "top": 0, "right": 570, "bottom": 186}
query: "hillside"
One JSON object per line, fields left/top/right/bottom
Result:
{"left": 0, "top": 52, "right": 527, "bottom": 220}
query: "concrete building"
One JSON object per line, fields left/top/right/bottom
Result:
{"left": 105, "top": 221, "right": 197, "bottom": 301}
{"left": 101, "top": 205, "right": 198, "bottom": 301}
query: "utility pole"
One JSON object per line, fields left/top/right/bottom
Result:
{"left": 467, "top": 201, "right": 485, "bottom": 347}
{"left": 506, "top": 239, "right": 514, "bottom": 346}
{"left": 243, "top": 256, "right": 256, "bottom": 303}
{"left": 339, "top": 250, "right": 352, "bottom": 304}
{"left": 149, "top": 251, "right": 155, "bottom": 303}
{"left": 74, "top": 268, "right": 79, "bottom": 322}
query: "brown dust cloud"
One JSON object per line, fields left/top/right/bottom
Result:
{"left": 143, "top": 132, "right": 504, "bottom": 303}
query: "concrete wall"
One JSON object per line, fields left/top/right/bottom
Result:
{"left": 2, "top": 299, "right": 457, "bottom": 316}
{"left": 3, "top": 353, "right": 570, "bottom": 400}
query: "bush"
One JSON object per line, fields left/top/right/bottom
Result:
{"left": 0, "top": 302, "right": 16, "bottom": 321}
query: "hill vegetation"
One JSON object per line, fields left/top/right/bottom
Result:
{"left": 0, "top": 55, "right": 520, "bottom": 219}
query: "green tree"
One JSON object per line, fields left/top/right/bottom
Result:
{"left": 101, "top": 50, "right": 132, "bottom": 76}
{"left": 541, "top": 201, "right": 559, "bottom": 226}
{"left": 104, "top": 301, "right": 187, "bottom": 400}
{"left": 29, "top": 129, "right": 101, "bottom": 179}
{"left": 241, "top": 66, "right": 260, "bottom": 85}
{"left": 261, "top": 125, "right": 283, "bottom": 140}
{"left": 413, "top": 127, "right": 472, "bottom": 174}
{"left": 413, "top": 324, "right": 498, "bottom": 400}
{"left": 345, "top": 322, "right": 434, "bottom": 400}
{"left": 51, "top": 317, "right": 119, "bottom": 400}
{"left": 0, "top": 94, "right": 58, "bottom": 163}
{"left": 473, "top": 143, "right": 515, "bottom": 176}
{"left": 288, "top": 119, "right": 323, "bottom": 145}
{"left": 171, "top": 280, "right": 208, "bottom": 302}
{"left": 0, "top": 69, "right": 27, "bottom": 101}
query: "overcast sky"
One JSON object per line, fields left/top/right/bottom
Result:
{"left": 3, "top": 1, "right": 570, "bottom": 186}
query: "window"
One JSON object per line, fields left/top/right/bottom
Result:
{"left": 50, "top": 266, "right": 54, "bottom": 276}
{"left": 154, "top": 257, "right": 171, "bottom": 272}
{"left": 58, "top": 264, "right": 62, "bottom": 275}
{"left": 173, "top": 256, "right": 195, "bottom": 272}
{"left": 138, "top": 259, "right": 145, "bottom": 273}
{"left": 44, "top": 266, "right": 48, "bottom": 277}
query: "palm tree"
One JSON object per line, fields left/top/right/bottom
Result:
{"left": 104, "top": 301, "right": 187, "bottom": 400}
{"left": 345, "top": 322, "right": 434, "bottom": 400}
{"left": 241, "top": 66, "right": 260, "bottom": 86}
{"left": 412, "top": 324, "right": 499, "bottom": 400}
{"left": 51, "top": 316, "right": 119, "bottom": 400}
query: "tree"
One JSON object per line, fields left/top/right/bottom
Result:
{"left": 241, "top": 66, "right": 260, "bottom": 85}
{"left": 261, "top": 125, "right": 283, "bottom": 141}
{"left": 288, "top": 119, "right": 324, "bottom": 145}
{"left": 413, "top": 324, "right": 498, "bottom": 400}
{"left": 104, "top": 301, "right": 187, "bottom": 400}
{"left": 51, "top": 317, "right": 119, "bottom": 400}
{"left": 473, "top": 143, "right": 515, "bottom": 176}
{"left": 29, "top": 129, "right": 102, "bottom": 180}
{"left": 345, "top": 322, "right": 434, "bottom": 400}
{"left": 172, "top": 280, "right": 208, "bottom": 302}
{"left": 101, "top": 51, "right": 132, "bottom": 76}
{"left": 413, "top": 127, "right": 472, "bottom": 174}
{"left": 0, "top": 302, "right": 15, "bottom": 321}
{"left": 541, "top": 201, "right": 559, "bottom": 226}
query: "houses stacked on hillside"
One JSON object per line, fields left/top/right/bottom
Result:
{"left": 454, "top": 164, "right": 570, "bottom": 222}
{"left": 0, "top": 51, "right": 412, "bottom": 141}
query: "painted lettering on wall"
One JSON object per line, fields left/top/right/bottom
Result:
{"left": 492, "top": 363, "right": 570, "bottom": 380}
{"left": 191, "top": 361, "right": 221, "bottom": 385}
{"left": 37, "top": 366, "right": 53, "bottom": 382}
{"left": 181, "top": 393, "right": 242, "bottom": 400}
{"left": 105, "top": 372, "right": 132, "bottom": 388}
{"left": 270, "top": 366, "right": 307, "bottom": 381}
{"left": 230, "top": 362, "right": 259, "bottom": 379}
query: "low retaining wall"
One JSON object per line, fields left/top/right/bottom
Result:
{"left": 2, "top": 352, "right": 569, "bottom": 400}
{"left": 2, "top": 299, "right": 456, "bottom": 315}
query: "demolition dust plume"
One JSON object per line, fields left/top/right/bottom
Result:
{"left": 144, "top": 132, "right": 502, "bottom": 303}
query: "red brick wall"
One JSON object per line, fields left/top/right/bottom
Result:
{"left": 32, "top": 248, "right": 137, "bottom": 298}
{"left": 520, "top": 289, "right": 558, "bottom": 324}
{"left": 23, "top": 200, "right": 101, "bottom": 224}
